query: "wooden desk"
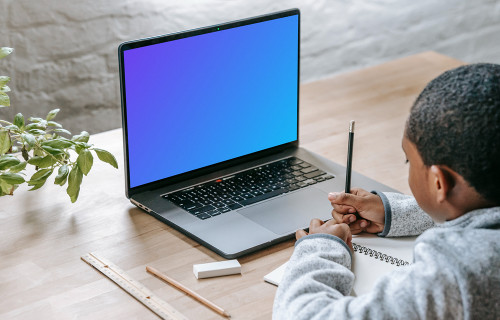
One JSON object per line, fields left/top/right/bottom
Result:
{"left": 0, "top": 52, "right": 463, "bottom": 319}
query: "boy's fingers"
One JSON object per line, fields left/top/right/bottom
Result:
{"left": 365, "top": 221, "right": 384, "bottom": 234}
{"left": 331, "top": 210, "right": 354, "bottom": 224}
{"left": 341, "top": 222, "right": 352, "bottom": 234}
{"left": 349, "top": 219, "right": 370, "bottom": 234}
{"left": 331, "top": 203, "right": 356, "bottom": 214}
{"left": 350, "top": 226, "right": 363, "bottom": 235}
{"left": 328, "top": 192, "right": 362, "bottom": 207}
{"left": 323, "top": 218, "right": 340, "bottom": 226}
{"left": 346, "top": 236, "right": 354, "bottom": 251}
{"left": 349, "top": 187, "right": 370, "bottom": 196}
{"left": 349, "top": 222, "right": 363, "bottom": 234}
{"left": 331, "top": 210, "right": 344, "bottom": 224}
{"left": 342, "top": 213, "right": 357, "bottom": 224}
{"left": 296, "top": 229, "right": 308, "bottom": 240}
{"left": 329, "top": 223, "right": 352, "bottom": 243}
{"left": 309, "top": 218, "right": 323, "bottom": 230}
{"left": 345, "top": 214, "right": 356, "bottom": 223}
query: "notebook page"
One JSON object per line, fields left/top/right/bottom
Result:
{"left": 264, "top": 262, "right": 288, "bottom": 286}
{"left": 352, "top": 234, "right": 416, "bottom": 296}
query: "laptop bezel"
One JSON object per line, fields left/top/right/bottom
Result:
{"left": 118, "top": 8, "right": 301, "bottom": 198}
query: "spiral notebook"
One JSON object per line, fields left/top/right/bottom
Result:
{"left": 264, "top": 234, "right": 416, "bottom": 296}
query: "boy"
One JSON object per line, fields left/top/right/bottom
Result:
{"left": 273, "top": 63, "right": 500, "bottom": 319}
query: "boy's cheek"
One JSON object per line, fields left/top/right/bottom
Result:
{"left": 408, "top": 167, "right": 433, "bottom": 214}
{"left": 409, "top": 172, "right": 444, "bottom": 221}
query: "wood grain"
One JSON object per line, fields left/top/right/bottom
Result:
{"left": 0, "top": 52, "right": 463, "bottom": 319}
{"left": 146, "top": 265, "right": 231, "bottom": 318}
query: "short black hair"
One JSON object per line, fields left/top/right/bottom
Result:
{"left": 406, "top": 63, "right": 500, "bottom": 204}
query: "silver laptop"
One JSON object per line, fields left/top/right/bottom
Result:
{"left": 118, "top": 9, "right": 397, "bottom": 258}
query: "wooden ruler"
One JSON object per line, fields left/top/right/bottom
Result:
{"left": 81, "top": 252, "right": 188, "bottom": 320}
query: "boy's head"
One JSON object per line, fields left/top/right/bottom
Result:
{"left": 403, "top": 63, "right": 500, "bottom": 221}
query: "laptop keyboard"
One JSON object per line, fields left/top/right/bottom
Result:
{"left": 163, "top": 157, "right": 334, "bottom": 220}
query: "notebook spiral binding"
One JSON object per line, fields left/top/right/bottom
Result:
{"left": 352, "top": 243, "right": 410, "bottom": 266}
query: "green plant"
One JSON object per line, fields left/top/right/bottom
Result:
{"left": 0, "top": 47, "right": 11, "bottom": 107}
{"left": 0, "top": 47, "right": 118, "bottom": 202}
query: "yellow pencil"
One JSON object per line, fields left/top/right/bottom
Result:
{"left": 146, "top": 265, "right": 231, "bottom": 318}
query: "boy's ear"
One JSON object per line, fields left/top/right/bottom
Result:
{"left": 430, "top": 165, "right": 455, "bottom": 203}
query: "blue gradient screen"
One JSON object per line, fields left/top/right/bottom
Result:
{"left": 123, "top": 15, "right": 298, "bottom": 188}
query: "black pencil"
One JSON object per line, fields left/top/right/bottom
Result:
{"left": 345, "top": 120, "right": 355, "bottom": 194}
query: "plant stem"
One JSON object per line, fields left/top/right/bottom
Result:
{"left": 33, "top": 141, "right": 70, "bottom": 167}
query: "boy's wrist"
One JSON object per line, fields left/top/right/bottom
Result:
{"left": 296, "top": 233, "right": 353, "bottom": 259}
{"left": 371, "top": 190, "right": 392, "bottom": 237}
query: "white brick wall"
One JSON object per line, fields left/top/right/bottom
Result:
{"left": 1, "top": 0, "right": 499, "bottom": 134}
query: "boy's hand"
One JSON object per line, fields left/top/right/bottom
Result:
{"left": 328, "top": 188, "right": 385, "bottom": 235}
{"left": 296, "top": 219, "right": 353, "bottom": 251}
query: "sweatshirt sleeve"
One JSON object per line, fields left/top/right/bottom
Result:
{"left": 273, "top": 235, "right": 463, "bottom": 320}
{"left": 374, "top": 191, "right": 435, "bottom": 237}
{"left": 272, "top": 234, "right": 354, "bottom": 319}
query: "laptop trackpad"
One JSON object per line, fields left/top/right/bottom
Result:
{"left": 237, "top": 187, "right": 333, "bottom": 235}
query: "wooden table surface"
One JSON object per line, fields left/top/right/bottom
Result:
{"left": 0, "top": 52, "right": 463, "bottom": 319}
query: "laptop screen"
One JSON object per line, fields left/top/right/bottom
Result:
{"left": 122, "top": 13, "right": 299, "bottom": 189}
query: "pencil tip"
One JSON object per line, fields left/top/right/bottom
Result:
{"left": 349, "top": 120, "right": 355, "bottom": 133}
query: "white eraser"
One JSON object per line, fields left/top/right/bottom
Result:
{"left": 193, "top": 260, "right": 241, "bottom": 279}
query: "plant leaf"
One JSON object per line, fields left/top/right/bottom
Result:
{"left": 4, "top": 125, "right": 19, "bottom": 132}
{"left": 0, "top": 130, "right": 11, "bottom": 154}
{"left": 28, "top": 169, "right": 54, "bottom": 191}
{"left": 27, "top": 155, "right": 57, "bottom": 168}
{"left": 27, "top": 168, "right": 53, "bottom": 191}
{"left": 93, "top": 148, "right": 118, "bottom": 169}
{"left": 74, "top": 144, "right": 83, "bottom": 155}
{"left": 0, "top": 85, "right": 10, "bottom": 93}
{"left": 0, "top": 172, "right": 25, "bottom": 185}
{"left": 47, "top": 121, "right": 62, "bottom": 128}
{"left": 25, "top": 123, "right": 45, "bottom": 131}
{"left": 29, "top": 168, "right": 53, "bottom": 182}
{"left": 33, "top": 147, "right": 44, "bottom": 157}
{"left": 46, "top": 108, "right": 60, "bottom": 121}
{"left": 54, "top": 128, "right": 71, "bottom": 135}
{"left": 0, "top": 76, "right": 10, "bottom": 86}
{"left": 22, "top": 133, "right": 36, "bottom": 148}
{"left": 54, "top": 164, "right": 69, "bottom": 186}
{"left": 27, "top": 129, "right": 46, "bottom": 135}
{"left": 67, "top": 165, "right": 83, "bottom": 202}
{"left": 72, "top": 131, "right": 89, "bottom": 143}
{"left": 0, "top": 178, "right": 13, "bottom": 195}
{"left": 0, "top": 92, "right": 10, "bottom": 107}
{"left": 9, "top": 161, "right": 27, "bottom": 173}
{"left": 0, "top": 47, "right": 13, "bottom": 59}
{"left": 0, "top": 154, "right": 20, "bottom": 170}
{"left": 14, "top": 113, "right": 24, "bottom": 129}
{"left": 54, "top": 151, "right": 69, "bottom": 162}
{"left": 77, "top": 149, "right": 93, "bottom": 175}
{"left": 28, "top": 183, "right": 44, "bottom": 191}
{"left": 41, "top": 145, "right": 64, "bottom": 155}
{"left": 28, "top": 117, "right": 44, "bottom": 123}
{"left": 22, "top": 146, "right": 29, "bottom": 161}
{"left": 41, "top": 138, "right": 73, "bottom": 149}
{"left": 73, "top": 142, "right": 92, "bottom": 155}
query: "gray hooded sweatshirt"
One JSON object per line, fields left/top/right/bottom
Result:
{"left": 273, "top": 192, "right": 500, "bottom": 320}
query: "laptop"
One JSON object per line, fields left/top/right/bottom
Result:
{"left": 118, "top": 8, "right": 398, "bottom": 258}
